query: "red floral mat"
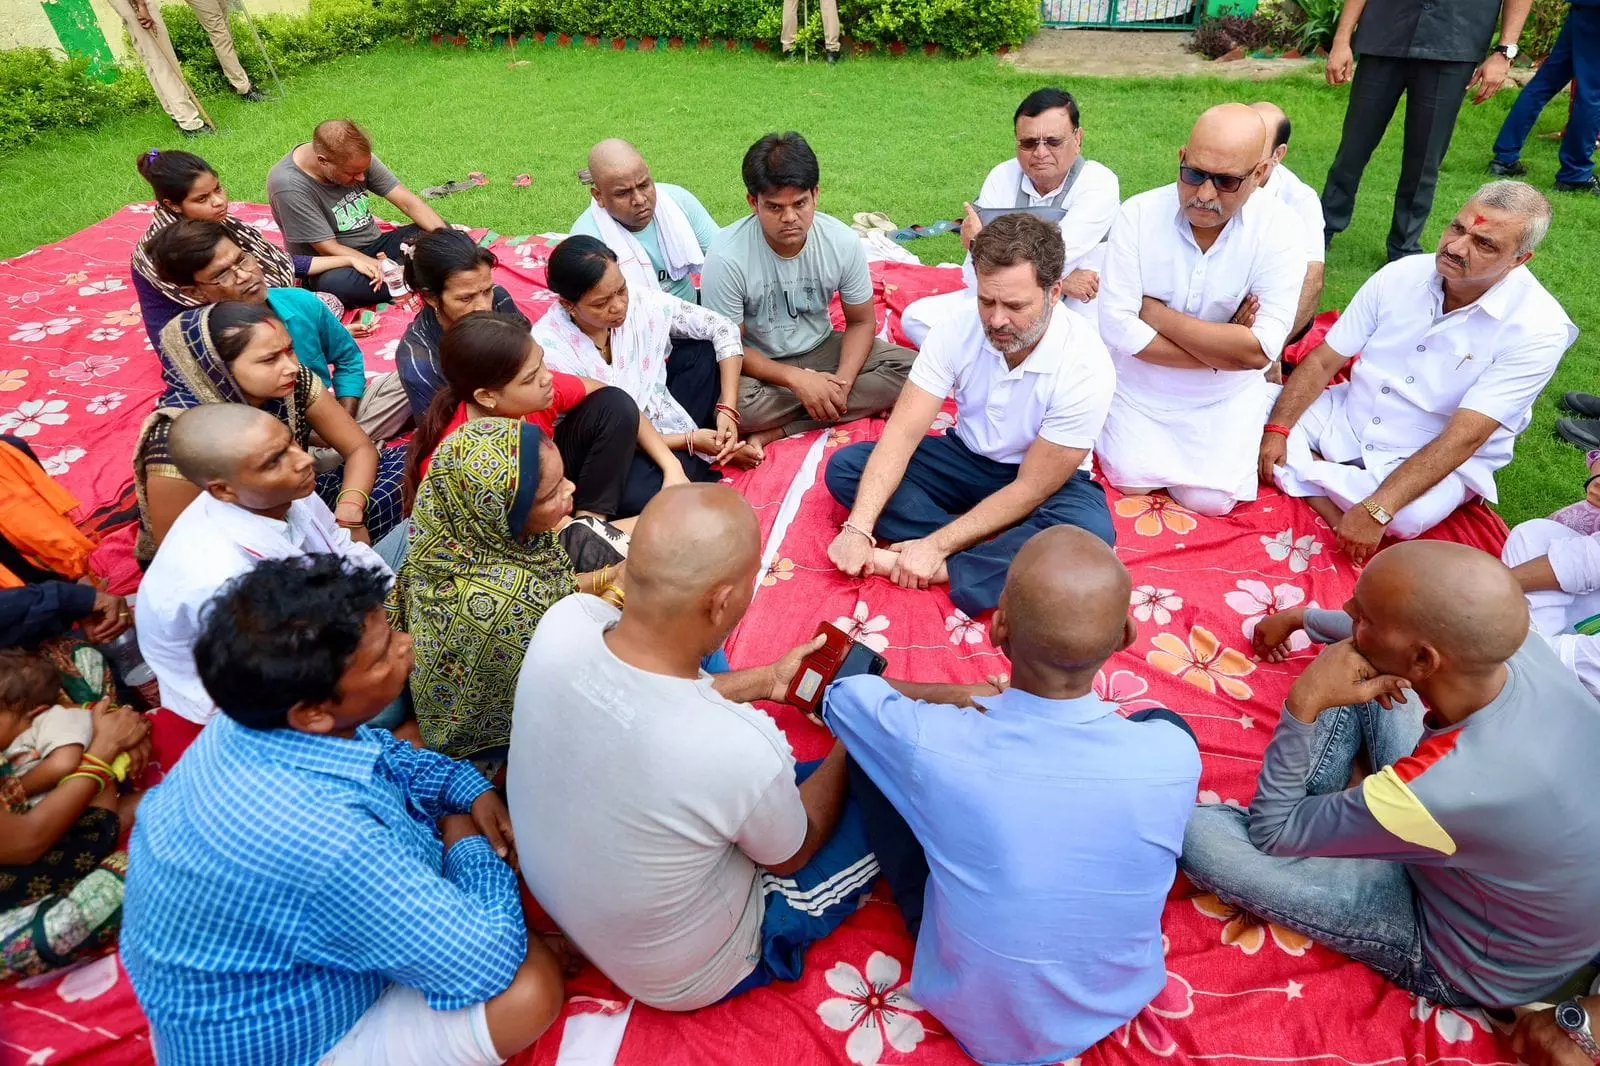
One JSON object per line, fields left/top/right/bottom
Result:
{"left": 0, "top": 211, "right": 1517, "bottom": 1066}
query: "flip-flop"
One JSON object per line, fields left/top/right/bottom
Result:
{"left": 513, "top": 174, "right": 532, "bottom": 187}
{"left": 862, "top": 211, "right": 896, "bottom": 232}
{"left": 468, "top": 172, "right": 489, "bottom": 186}
{"left": 422, "top": 177, "right": 486, "bottom": 199}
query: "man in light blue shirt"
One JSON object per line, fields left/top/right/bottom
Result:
{"left": 823, "top": 526, "right": 1201, "bottom": 1066}
{"left": 570, "top": 139, "right": 720, "bottom": 303}
{"left": 122, "top": 554, "right": 562, "bottom": 1066}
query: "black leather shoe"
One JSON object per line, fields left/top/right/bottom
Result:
{"left": 1557, "top": 417, "right": 1600, "bottom": 450}
{"left": 826, "top": 49, "right": 840, "bottom": 64}
{"left": 1554, "top": 177, "right": 1600, "bottom": 195}
{"left": 1564, "top": 392, "right": 1600, "bottom": 418}
{"left": 1487, "top": 159, "right": 1526, "bottom": 177}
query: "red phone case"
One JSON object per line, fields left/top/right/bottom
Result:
{"left": 785, "top": 621, "right": 855, "bottom": 716}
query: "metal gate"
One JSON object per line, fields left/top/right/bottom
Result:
{"left": 1040, "top": 0, "right": 1202, "bottom": 29}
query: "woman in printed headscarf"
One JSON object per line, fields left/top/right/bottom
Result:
{"left": 390, "top": 417, "right": 626, "bottom": 765}
{"left": 133, "top": 302, "right": 406, "bottom": 559}
{"left": 130, "top": 150, "right": 383, "bottom": 346}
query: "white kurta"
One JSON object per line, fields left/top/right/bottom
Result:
{"left": 901, "top": 156, "right": 1120, "bottom": 346}
{"left": 138, "top": 492, "right": 389, "bottom": 725}
{"left": 1095, "top": 184, "right": 1305, "bottom": 500}
{"left": 1260, "top": 163, "right": 1326, "bottom": 266}
{"left": 1275, "top": 254, "right": 1577, "bottom": 529}
{"left": 1503, "top": 518, "right": 1600, "bottom": 700}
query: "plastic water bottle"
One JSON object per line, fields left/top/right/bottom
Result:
{"left": 380, "top": 256, "right": 408, "bottom": 300}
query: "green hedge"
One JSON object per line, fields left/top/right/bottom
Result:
{"left": 0, "top": 0, "right": 1035, "bottom": 151}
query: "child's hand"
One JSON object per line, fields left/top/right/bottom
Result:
{"left": 1252, "top": 607, "right": 1308, "bottom": 663}
{"left": 85, "top": 699, "right": 150, "bottom": 764}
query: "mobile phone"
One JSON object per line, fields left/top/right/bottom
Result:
{"left": 786, "top": 621, "right": 888, "bottom": 717}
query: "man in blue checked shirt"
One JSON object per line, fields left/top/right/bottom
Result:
{"left": 122, "top": 554, "right": 563, "bottom": 1066}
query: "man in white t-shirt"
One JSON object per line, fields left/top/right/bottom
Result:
{"left": 901, "top": 87, "right": 1122, "bottom": 347}
{"left": 139, "top": 404, "right": 388, "bottom": 732}
{"left": 1262, "top": 181, "right": 1575, "bottom": 562}
{"left": 1096, "top": 104, "right": 1306, "bottom": 518}
{"left": 508, "top": 485, "right": 893, "bottom": 1010}
{"left": 1251, "top": 101, "right": 1326, "bottom": 340}
{"left": 825, "top": 213, "right": 1116, "bottom": 617}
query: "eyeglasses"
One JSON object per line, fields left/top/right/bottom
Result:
{"left": 1178, "top": 166, "right": 1250, "bottom": 193}
{"left": 202, "top": 251, "right": 258, "bottom": 284}
{"left": 1017, "top": 136, "right": 1069, "bottom": 152}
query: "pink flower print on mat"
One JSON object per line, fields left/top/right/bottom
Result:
{"left": 102, "top": 304, "right": 142, "bottom": 326}
{"left": 761, "top": 558, "right": 795, "bottom": 587}
{"left": 1261, "top": 529, "right": 1323, "bottom": 573}
{"left": 61, "top": 271, "right": 88, "bottom": 285}
{"left": 1147, "top": 626, "right": 1255, "bottom": 700}
{"left": 87, "top": 392, "right": 126, "bottom": 415}
{"left": 827, "top": 428, "right": 853, "bottom": 448}
{"left": 1192, "top": 893, "right": 1312, "bottom": 956}
{"left": 835, "top": 601, "right": 890, "bottom": 653}
{"left": 1412, "top": 999, "right": 1493, "bottom": 1043}
{"left": 77, "top": 278, "right": 126, "bottom": 296}
{"left": 1112, "top": 968, "right": 1195, "bottom": 1057}
{"left": 1224, "top": 579, "right": 1315, "bottom": 648}
{"left": 944, "top": 609, "right": 984, "bottom": 645}
{"left": 929, "top": 410, "right": 957, "bottom": 435}
{"left": 10, "top": 317, "right": 80, "bottom": 342}
{"left": 0, "top": 369, "right": 27, "bottom": 393}
{"left": 1131, "top": 584, "right": 1183, "bottom": 625}
{"left": 1196, "top": 790, "right": 1243, "bottom": 809}
{"left": 816, "top": 953, "right": 927, "bottom": 1066}
{"left": 0, "top": 399, "right": 70, "bottom": 438}
{"left": 50, "top": 355, "right": 126, "bottom": 383}
{"left": 42, "top": 447, "right": 86, "bottom": 476}
{"left": 129, "top": 203, "right": 157, "bottom": 214}
{"left": 374, "top": 339, "right": 400, "bottom": 363}
{"left": 87, "top": 327, "right": 125, "bottom": 342}
{"left": 1093, "top": 669, "right": 1163, "bottom": 715}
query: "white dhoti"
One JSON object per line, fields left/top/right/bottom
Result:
{"left": 1097, "top": 366, "right": 1276, "bottom": 513}
{"left": 1273, "top": 386, "right": 1469, "bottom": 539}
{"left": 1502, "top": 518, "right": 1600, "bottom": 699}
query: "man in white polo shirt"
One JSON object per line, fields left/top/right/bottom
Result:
{"left": 1096, "top": 103, "right": 1306, "bottom": 518}
{"left": 1251, "top": 101, "right": 1326, "bottom": 340}
{"left": 825, "top": 213, "right": 1116, "bottom": 616}
{"left": 899, "top": 87, "right": 1121, "bottom": 347}
{"left": 139, "top": 404, "right": 388, "bottom": 734}
{"left": 1263, "top": 181, "right": 1576, "bottom": 562}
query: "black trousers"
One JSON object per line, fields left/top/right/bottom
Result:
{"left": 1320, "top": 55, "right": 1478, "bottom": 261}
{"left": 616, "top": 338, "right": 724, "bottom": 518}
{"left": 847, "top": 707, "right": 1197, "bottom": 940}
{"left": 554, "top": 386, "right": 640, "bottom": 519}
{"left": 303, "top": 223, "right": 426, "bottom": 309}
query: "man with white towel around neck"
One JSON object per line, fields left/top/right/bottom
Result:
{"left": 569, "top": 139, "right": 720, "bottom": 303}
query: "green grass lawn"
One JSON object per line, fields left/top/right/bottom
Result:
{"left": 0, "top": 41, "right": 1592, "bottom": 525}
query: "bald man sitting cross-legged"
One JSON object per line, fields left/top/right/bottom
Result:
{"left": 825, "top": 526, "right": 1201, "bottom": 1065}
{"left": 569, "top": 139, "right": 721, "bottom": 302}
{"left": 139, "top": 404, "right": 388, "bottom": 735}
{"left": 508, "top": 485, "right": 985, "bottom": 1008}
{"left": 1184, "top": 541, "right": 1600, "bottom": 1010}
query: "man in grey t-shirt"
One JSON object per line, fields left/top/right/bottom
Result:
{"left": 1183, "top": 541, "right": 1600, "bottom": 1009}
{"left": 267, "top": 119, "right": 452, "bottom": 309}
{"left": 701, "top": 132, "right": 912, "bottom": 451}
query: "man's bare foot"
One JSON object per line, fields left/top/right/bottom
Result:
{"left": 868, "top": 547, "right": 901, "bottom": 576}
{"left": 748, "top": 427, "right": 786, "bottom": 450}
{"left": 1306, "top": 495, "right": 1345, "bottom": 530}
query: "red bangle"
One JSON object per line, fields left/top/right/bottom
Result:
{"left": 715, "top": 403, "right": 741, "bottom": 425}
{"left": 1263, "top": 423, "right": 1294, "bottom": 438}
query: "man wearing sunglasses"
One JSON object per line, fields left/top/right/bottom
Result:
{"left": 1096, "top": 104, "right": 1305, "bottom": 519}
{"left": 900, "top": 87, "right": 1121, "bottom": 348}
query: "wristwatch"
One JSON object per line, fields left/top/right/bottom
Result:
{"left": 1493, "top": 42, "right": 1519, "bottom": 61}
{"left": 1361, "top": 498, "right": 1393, "bottom": 526}
{"left": 1556, "top": 998, "right": 1600, "bottom": 1062}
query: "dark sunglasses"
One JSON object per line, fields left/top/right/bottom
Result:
{"left": 1017, "top": 136, "right": 1070, "bottom": 152}
{"left": 1178, "top": 165, "right": 1250, "bottom": 193}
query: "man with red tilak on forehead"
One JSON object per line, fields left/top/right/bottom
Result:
{"left": 1261, "top": 180, "right": 1576, "bottom": 563}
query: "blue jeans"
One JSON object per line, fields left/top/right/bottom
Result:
{"left": 1493, "top": 6, "right": 1600, "bottom": 185}
{"left": 1182, "top": 699, "right": 1477, "bottom": 1007}
{"left": 825, "top": 433, "right": 1114, "bottom": 617}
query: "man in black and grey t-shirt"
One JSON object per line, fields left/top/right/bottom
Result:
{"left": 267, "top": 119, "right": 452, "bottom": 309}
